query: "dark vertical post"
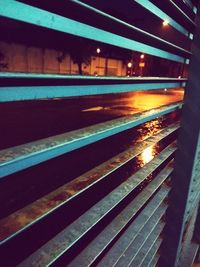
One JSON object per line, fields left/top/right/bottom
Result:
{"left": 159, "top": 4, "right": 200, "bottom": 267}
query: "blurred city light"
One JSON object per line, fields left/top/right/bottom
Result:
{"left": 127, "top": 62, "right": 132, "bottom": 68}
{"left": 96, "top": 48, "right": 101, "bottom": 54}
{"left": 163, "top": 20, "right": 169, "bottom": 26}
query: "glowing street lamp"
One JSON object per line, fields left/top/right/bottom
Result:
{"left": 140, "top": 54, "right": 145, "bottom": 59}
{"left": 139, "top": 54, "right": 145, "bottom": 76}
{"left": 127, "top": 61, "right": 133, "bottom": 76}
{"left": 163, "top": 20, "right": 169, "bottom": 27}
{"left": 96, "top": 48, "right": 101, "bottom": 54}
{"left": 127, "top": 62, "right": 132, "bottom": 68}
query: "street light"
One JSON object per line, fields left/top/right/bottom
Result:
{"left": 163, "top": 20, "right": 169, "bottom": 26}
{"left": 127, "top": 61, "right": 133, "bottom": 76}
{"left": 139, "top": 54, "right": 145, "bottom": 76}
{"left": 127, "top": 62, "right": 132, "bottom": 68}
{"left": 96, "top": 48, "right": 101, "bottom": 54}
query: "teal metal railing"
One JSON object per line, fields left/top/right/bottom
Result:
{"left": 0, "top": 1, "right": 199, "bottom": 266}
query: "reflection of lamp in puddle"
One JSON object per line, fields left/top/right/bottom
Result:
{"left": 141, "top": 146, "right": 154, "bottom": 164}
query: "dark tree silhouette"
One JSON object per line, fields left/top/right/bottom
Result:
{"left": 57, "top": 38, "right": 94, "bottom": 75}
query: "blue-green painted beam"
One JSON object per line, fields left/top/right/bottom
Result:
{"left": 169, "top": 0, "right": 196, "bottom": 25}
{"left": 182, "top": 0, "right": 196, "bottom": 11}
{"left": 0, "top": 0, "right": 186, "bottom": 63}
{"left": 0, "top": 72, "right": 188, "bottom": 81}
{"left": 0, "top": 73, "right": 187, "bottom": 102}
{"left": 72, "top": 0, "right": 191, "bottom": 56}
{"left": 0, "top": 82, "right": 185, "bottom": 102}
{"left": 135, "top": 0, "right": 192, "bottom": 35}
{"left": 0, "top": 102, "right": 182, "bottom": 178}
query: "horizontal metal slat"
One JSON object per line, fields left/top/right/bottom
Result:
{"left": 0, "top": 102, "right": 182, "bottom": 178}
{"left": 0, "top": 0, "right": 186, "bottom": 62}
{"left": 135, "top": 0, "right": 191, "bottom": 35}
{"left": 146, "top": 254, "right": 160, "bottom": 267}
{"left": 152, "top": 0, "right": 196, "bottom": 29}
{"left": 97, "top": 185, "right": 167, "bottom": 266}
{"left": 69, "top": 182, "right": 170, "bottom": 267}
{"left": 174, "top": 0, "right": 197, "bottom": 19}
{"left": 17, "top": 144, "right": 175, "bottom": 266}
{"left": 169, "top": 0, "right": 196, "bottom": 26}
{"left": 140, "top": 238, "right": 161, "bottom": 267}
{"left": 115, "top": 222, "right": 165, "bottom": 267}
{"left": 129, "top": 227, "right": 162, "bottom": 267}
{"left": 115, "top": 219, "right": 165, "bottom": 267}
{"left": 128, "top": 228, "right": 163, "bottom": 267}
{"left": 173, "top": 0, "right": 197, "bottom": 17}
{"left": 71, "top": 0, "right": 191, "bottom": 56}
{"left": 0, "top": 72, "right": 186, "bottom": 102}
{"left": 0, "top": 124, "right": 178, "bottom": 243}
{"left": 0, "top": 72, "right": 188, "bottom": 81}
{"left": 0, "top": 82, "right": 185, "bottom": 102}
{"left": 183, "top": 0, "right": 196, "bottom": 11}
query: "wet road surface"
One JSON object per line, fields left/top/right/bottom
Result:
{"left": 0, "top": 88, "right": 184, "bottom": 149}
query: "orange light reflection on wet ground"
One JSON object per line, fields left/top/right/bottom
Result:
{"left": 127, "top": 88, "right": 184, "bottom": 113}
{"left": 141, "top": 145, "right": 154, "bottom": 165}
